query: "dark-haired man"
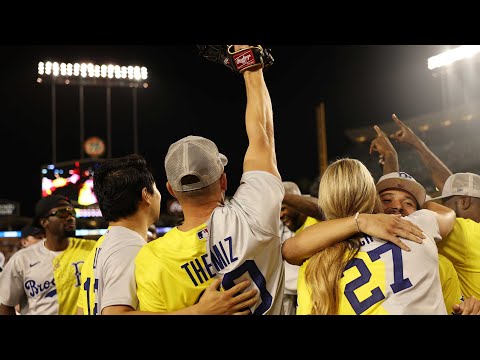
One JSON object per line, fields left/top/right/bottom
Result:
{"left": 78, "top": 154, "right": 256, "bottom": 315}
{"left": 0, "top": 195, "right": 95, "bottom": 315}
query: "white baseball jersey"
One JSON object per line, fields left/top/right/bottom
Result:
{"left": 280, "top": 224, "right": 298, "bottom": 296}
{"left": 0, "top": 238, "right": 94, "bottom": 315}
{"left": 297, "top": 209, "right": 447, "bottom": 315}
{"left": 280, "top": 223, "right": 299, "bottom": 315}
{"left": 206, "top": 171, "right": 285, "bottom": 315}
{"left": 79, "top": 226, "right": 146, "bottom": 314}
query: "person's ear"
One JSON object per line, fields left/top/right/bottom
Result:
{"left": 166, "top": 182, "right": 177, "bottom": 198}
{"left": 460, "top": 196, "right": 472, "bottom": 211}
{"left": 142, "top": 187, "right": 151, "bottom": 205}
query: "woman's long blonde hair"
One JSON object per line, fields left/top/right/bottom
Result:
{"left": 305, "top": 158, "right": 381, "bottom": 314}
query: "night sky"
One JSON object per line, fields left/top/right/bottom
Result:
{"left": 0, "top": 45, "right": 449, "bottom": 218}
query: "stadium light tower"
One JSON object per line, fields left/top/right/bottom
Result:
{"left": 36, "top": 61, "right": 149, "bottom": 162}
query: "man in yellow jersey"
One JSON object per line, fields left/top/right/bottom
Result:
{"left": 135, "top": 45, "right": 285, "bottom": 314}
{"left": 0, "top": 195, "right": 96, "bottom": 315}
{"left": 77, "top": 154, "right": 256, "bottom": 315}
{"left": 430, "top": 173, "right": 480, "bottom": 299}
{"left": 387, "top": 114, "right": 480, "bottom": 301}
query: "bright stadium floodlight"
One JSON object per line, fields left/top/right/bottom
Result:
{"left": 37, "top": 61, "right": 148, "bottom": 87}
{"left": 427, "top": 45, "right": 480, "bottom": 70}
{"left": 37, "top": 60, "right": 149, "bottom": 162}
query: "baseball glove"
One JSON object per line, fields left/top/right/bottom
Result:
{"left": 197, "top": 45, "right": 274, "bottom": 73}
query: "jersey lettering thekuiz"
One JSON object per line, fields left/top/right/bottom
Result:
{"left": 135, "top": 171, "right": 285, "bottom": 314}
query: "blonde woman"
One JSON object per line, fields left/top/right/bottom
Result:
{"left": 285, "top": 158, "right": 456, "bottom": 315}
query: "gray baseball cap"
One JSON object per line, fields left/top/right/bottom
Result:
{"left": 164, "top": 135, "right": 228, "bottom": 192}
{"left": 430, "top": 173, "right": 480, "bottom": 201}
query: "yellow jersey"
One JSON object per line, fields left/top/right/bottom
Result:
{"left": 437, "top": 218, "right": 480, "bottom": 299}
{"left": 0, "top": 238, "right": 95, "bottom": 315}
{"left": 135, "top": 224, "right": 214, "bottom": 312}
{"left": 438, "top": 253, "right": 463, "bottom": 315}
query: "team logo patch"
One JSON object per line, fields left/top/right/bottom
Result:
{"left": 398, "top": 172, "right": 414, "bottom": 179}
{"left": 233, "top": 49, "right": 255, "bottom": 71}
{"left": 197, "top": 228, "right": 209, "bottom": 240}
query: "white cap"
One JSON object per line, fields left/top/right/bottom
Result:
{"left": 283, "top": 181, "right": 301, "bottom": 196}
{"left": 376, "top": 171, "right": 426, "bottom": 207}
{"left": 164, "top": 135, "right": 228, "bottom": 192}
{"left": 430, "top": 173, "right": 480, "bottom": 200}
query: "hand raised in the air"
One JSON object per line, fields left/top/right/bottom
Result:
{"left": 390, "top": 114, "right": 422, "bottom": 148}
{"left": 370, "top": 125, "right": 397, "bottom": 157}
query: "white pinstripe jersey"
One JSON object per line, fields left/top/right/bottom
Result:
{"left": 205, "top": 171, "right": 285, "bottom": 315}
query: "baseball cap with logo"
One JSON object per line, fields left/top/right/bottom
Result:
{"left": 376, "top": 171, "right": 426, "bottom": 207}
{"left": 165, "top": 135, "right": 228, "bottom": 192}
{"left": 430, "top": 173, "right": 480, "bottom": 201}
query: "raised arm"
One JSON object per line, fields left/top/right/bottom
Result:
{"left": 282, "top": 213, "right": 425, "bottom": 265}
{"left": 390, "top": 114, "right": 452, "bottom": 191}
{"left": 370, "top": 124, "right": 399, "bottom": 174}
{"left": 238, "top": 45, "right": 280, "bottom": 179}
{"left": 282, "top": 193, "right": 325, "bottom": 221}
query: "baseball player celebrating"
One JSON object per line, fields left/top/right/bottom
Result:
{"left": 77, "top": 154, "right": 257, "bottom": 315}
{"left": 135, "top": 45, "right": 285, "bottom": 314}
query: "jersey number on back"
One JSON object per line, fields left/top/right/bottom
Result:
{"left": 344, "top": 242, "right": 413, "bottom": 314}
{"left": 83, "top": 277, "right": 99, "bottom": 315}
{"left": 221, "top": 259, "right": 272, "bottom": 315}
